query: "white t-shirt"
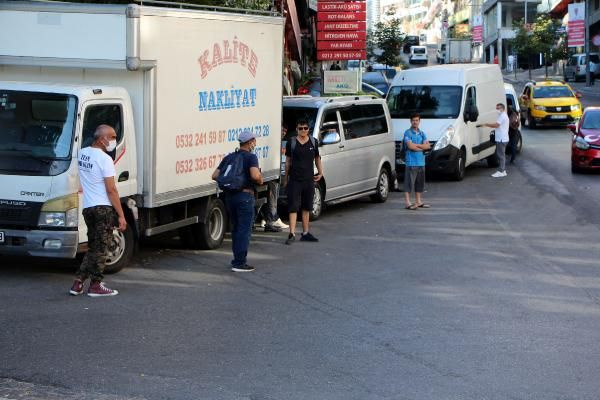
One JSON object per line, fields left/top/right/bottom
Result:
{"left": 78, "top": 147, "right": 115, "bottom": 209}
{"left": 496, "top": 112, "right": 510, "bottom": 143}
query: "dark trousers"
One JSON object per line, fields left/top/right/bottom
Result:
{"left": 77, "top": 206, "right": 116, "bottom": 282}
{"left": 260, "top": 181, "right": 279, "bottom": 225}
{"left": 224, "top": 191, "right": 255, "bottom": 267}
{"left": 509, "top": 129, "right": 519, "bottom": 162}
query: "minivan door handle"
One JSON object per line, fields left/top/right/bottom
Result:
{"left": 118, "top": 171, "right": 129, "bottom": 182}
{"left": 339, "top": 144, "right": 345, "bottom": 149}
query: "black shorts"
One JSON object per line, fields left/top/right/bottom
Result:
{"left": 404, "top": 166, "right": 425, "bottom": 193}
{"left": 287, "top": 179, "right": 314, "bottom": 213}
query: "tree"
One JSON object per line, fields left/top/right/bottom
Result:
{"left": 512, "top": 14, "right": 564, "bottom": 79}
{"left": 57, "top": 0, "right": 273, "bottom": 11}
{"left": 372, "top": 7, "right": 404, "bottom": 67}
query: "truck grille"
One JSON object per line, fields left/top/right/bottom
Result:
{"left": 0, "top": 201, "right": 42, "bottom": 228}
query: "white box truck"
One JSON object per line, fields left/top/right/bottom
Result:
{"left": 445, "top": 39, "right": 472, "bottom": 64}
{"left": 0, "top": 1, "right": 283, "bottom": 272}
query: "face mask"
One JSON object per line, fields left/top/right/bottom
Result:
{"left": 105, "top": 139, "right": 117, "bottom": 152}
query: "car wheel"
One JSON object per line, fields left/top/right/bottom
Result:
{"left": 370, "top": 168, "right": 390, "bottom": 203}
{"left": 452, "top": 148, "right": 466, "bottom": 181}
{"left": 310, "top": 182, "right": 324, "bottom": 221}
{"left": 104, "top": 223, "right": 136, "bottom": 274}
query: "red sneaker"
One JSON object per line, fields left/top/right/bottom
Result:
{"left": 69, "top": 279, "right": 84, "bottom": 296}
{"left": 87, "top": 281, "right": 119, "bottom": 297}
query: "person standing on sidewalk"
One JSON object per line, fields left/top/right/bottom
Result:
{"left": 212, "top": 130, "right": 263, "bottom": 272}
{"left": 69, "top": 125, "right": 126, "bottom": 297}
{"left": 403, "top": 114, "right": 431, "bottom": 210}
{"left": 284, "top": 118, "right": 323, "bottom": 245}
{"left": 480, "top": 103, "right": 510, "bottom": 178}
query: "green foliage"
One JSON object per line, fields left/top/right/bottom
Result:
{"left": 513, "top": 14, "right": 565, "bottom": 67}
{"left": 371, "top": 7, "right": 404, "bottom": 67}
{"left": 56, "top": 0, "right": 273, "bottom": 11}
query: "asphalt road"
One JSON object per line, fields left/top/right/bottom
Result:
{"left": 2, "top": 101, "right": 600, "bottom": 399}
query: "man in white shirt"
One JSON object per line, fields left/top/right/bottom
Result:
{"left": 69, "top": 125, "right": 127, "bottom": 297}
{"left": 481, "top": 103, "right": 510, "bottom": 178}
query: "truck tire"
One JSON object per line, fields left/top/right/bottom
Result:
{"left": 370, "top": 168, "right": 390, "bottom": 203}
{"left": 182, "top": 198, "right": 227, "bottom": 250}
{"left": 104, "top": 223, "right": 135, "bottom": 274}
{"left": 310, "top": 182, "right": 324, "bottom": 221}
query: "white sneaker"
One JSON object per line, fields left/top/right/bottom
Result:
{"left": 272, "top": 218, "right": 289, "bottom": 229}
{"left": 260, "top": 219, "right": 266, "bottom": 228}
{"left": 491, "top": 171, "right": 506, "bottom": 178}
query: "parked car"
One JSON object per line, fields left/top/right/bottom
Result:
{"left": 368, "top": 63, "right": 398, "bottom": 80}
{"left": 504, "top": 83, "right": 523, "bottom": 154}
{"left": 282, "top": 96, "right": 396, "bottom": 220}
{"left": 409, "top": 45, "right": 428, "bottom": 64}
{"left": 518, "top": 80, "right": 583, "bottom": 128}
{"left": 564, "top": 53, "right": 599, "bottom": 82}
{"left": 387, "top": 64, "right": 505, "bottom": 181}
{"left": 403, "top": 35, "right": 420, "bottom": 53}
{"left": 569, "top": 107, "right": 600, "bottom": 173}
{"left": 436, "top": 42, "right": 446, "bottom": 64}
{"left": 362, "top": 71, "right": 390, "bottom": 95}
{"left": 297, "top": 77, "right": 384, "bottom": 97}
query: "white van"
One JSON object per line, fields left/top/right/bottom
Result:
{"left": 387, "top": 64, "right": 505, "bottom": 180}
{"left": 409, "top": 46, "right": 428, "bottom": 64}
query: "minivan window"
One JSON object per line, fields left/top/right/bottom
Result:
{"left": 387, "top": 85, "right": 462, "bottom": 119}
{"left": 282, "top": 107, "right": 319, "bottom": 139}
{"left": 568, "top": 56, "right": 578, "bottom": 66}
{"left": 319, "top": 109, "right": 340, "bottom": 139}
{"left": 340, "top": 104, "right": 388, "bottom": 140}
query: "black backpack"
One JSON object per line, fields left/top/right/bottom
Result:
{"left": 216, "top": 151, "right": 247, "bottom": 191}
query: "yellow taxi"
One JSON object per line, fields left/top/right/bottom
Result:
{"left": 518, "top": 80, "right": 583, "bottom": 128}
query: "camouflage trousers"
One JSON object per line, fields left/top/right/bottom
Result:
{"left": 77, "top": 206, "right": 117, "bottom": 283}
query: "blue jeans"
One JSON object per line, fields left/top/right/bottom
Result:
{"left": 224, "top": 191, "right": 255, "bottom": 267}
{"left": 261, "top": 181, "right": 279, "bottom": 225}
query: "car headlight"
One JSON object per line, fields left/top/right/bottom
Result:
{"left": 571, "top": 104, "right": 581, "bottom": 111}
{"left": 574, "top": 136, "right": 590, "bottom": 150}
{"left": 433, "top": 126, "right": 456, "bottom": 151}
{"left": 38, "top": 193, "right": 79, "bottom": 227}
{"left": 534, "top": 105, "right": 546, "bottom": 111}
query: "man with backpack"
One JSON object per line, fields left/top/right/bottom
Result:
{"left": 211, "top": 129, "right": 263, "bottom": 272}
{"left": 284, "top": 118, "right": 323, "bottom": 245}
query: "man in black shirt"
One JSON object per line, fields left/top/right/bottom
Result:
{"left": 284, "top": 118, "right": 324, "bottom": 244}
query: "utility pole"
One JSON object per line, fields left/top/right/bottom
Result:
{"left": 524, "top": 0, "right": 528, "bottom": 25}
{"left": 585, "top": 0, "right": 591, "bottom": 86}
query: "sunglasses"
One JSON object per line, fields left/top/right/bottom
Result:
{"left": 297, "top": 126, "right": 309, "bottom": 131}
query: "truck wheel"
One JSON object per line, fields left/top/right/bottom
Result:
{"left": 452, "top": 149, "right": 466, "bottom": 181}
{"left": 184, "top": 198, "right": 227, "bottom": 250}
{"left": 104, "top": 223, "right": 135, "bottom": 274}
{"left": 310, "top": 182, "right": 324, "bottom": 221}
{"left": 370, "top": 168, "right": 390, "bottom": 203}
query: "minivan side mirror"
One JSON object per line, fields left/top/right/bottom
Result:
{"left": 321, "top": 131, "right": 341, "bottom": 145}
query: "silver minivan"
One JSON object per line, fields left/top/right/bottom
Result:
{"left": 565, "top": 53, "right": 599, "bottom": 81}
{"left": 282, "top": 96, "right": 396, "bottom": 220}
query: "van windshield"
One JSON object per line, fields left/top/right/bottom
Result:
{"left": 0, "top": 90, "right": 77, "bottom": 176}
{"left": 386, "top": 85, "right": 462, "bottom": 119}
{"left": 413, "top": 48, "right": 426, "bottom": 54}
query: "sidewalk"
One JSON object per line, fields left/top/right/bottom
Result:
{"left": 502, "top": 67, "right": 598, "bottom": 96}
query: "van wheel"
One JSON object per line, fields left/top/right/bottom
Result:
{"left": 181, "top": 198, "right": 227, "bottom": 250}
{"left": 310, "top": 182, "right": 324, "bottom": 221}
{"left": 104, "top": 223, "right": 135, "bottom": 274}
{"left": 371, "top": 168, "right": 390, "bottom": 203}
{"left": 452, "top": 149, "right": 466, "bottom": 181}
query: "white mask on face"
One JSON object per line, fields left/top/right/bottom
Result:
{"left": 105, "top": 139, "right": 117, "bottom": 152}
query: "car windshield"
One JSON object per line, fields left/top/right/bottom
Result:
{"left": 0, "top": 90, "right": 77, "bottom": 159}
{"left": 282, "top": 107, "right": 319, "bottom": 139}
{"left": 532, "top": 86, "right": 573, "bottom": 98}
{"left": 582, "top": 111, "right": 600, "bottom": 129}
{"left": 387, "top": 85, "right": 462, "bottom": 119}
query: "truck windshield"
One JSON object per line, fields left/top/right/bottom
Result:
{"left": 387, "top": 85, "right": 462, "bottom": 119}
{"left": 0, "top": 90, "right": 77, "bottom": 176}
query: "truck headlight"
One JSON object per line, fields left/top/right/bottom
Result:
{"left": 433, "top": 126, "right": 456, "bottom": 151}
{"left": 534, "top": 105, "right": 546, "bottom": 111}
{"left": 38, "top": 193, "right": 79, "bottom": 228}
{"left": 571, "top": 104, "right": 581, "bottom": 111}
{"left": 574, "top": 136, "right": 590, "bottom": 150}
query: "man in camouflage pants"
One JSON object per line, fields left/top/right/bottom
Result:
{"left": 70, "top": 125, "right": 127, "bottom": 297}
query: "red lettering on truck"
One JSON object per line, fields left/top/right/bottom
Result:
{"left": 198, "top": 37, "right": 259, "bottom": 79}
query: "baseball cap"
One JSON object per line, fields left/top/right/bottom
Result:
{"left": 238, "top": 129, "right": 256, "bottom": 144}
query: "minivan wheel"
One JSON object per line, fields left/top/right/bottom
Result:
{"left": 371, "top": 168, "right": 390, "bottom": 203}
{"left": 310, "top": 182, "right": 324, "bottom": 221}
{"left": 452, "top": 149, "right": 466, "bottom": 181}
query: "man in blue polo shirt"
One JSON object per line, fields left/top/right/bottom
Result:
{"left": 403, "top": 113, "right": 431, "bottom": 210}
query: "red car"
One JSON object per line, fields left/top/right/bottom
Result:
{"left": 570, "top": 107, "right": 600, "bottom": 173}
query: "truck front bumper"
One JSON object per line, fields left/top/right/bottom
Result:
{"left": 0, "top": 228, "right": 78, "bottom": 259}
